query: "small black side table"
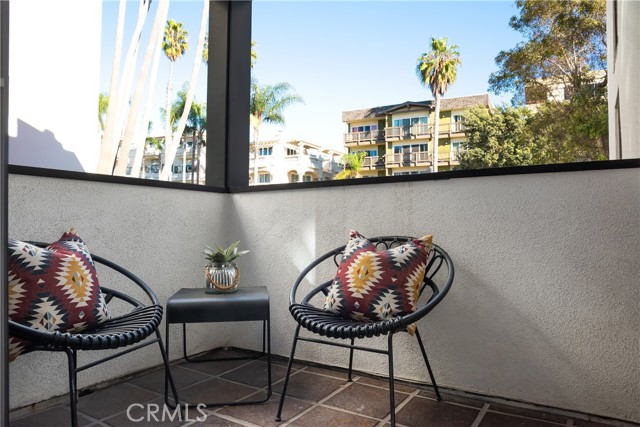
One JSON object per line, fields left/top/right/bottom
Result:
{"left": 164, "top": 286, "right": 271, "bottom": 408}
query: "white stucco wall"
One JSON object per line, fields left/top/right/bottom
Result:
{"left": 7, "top": 175, "right": 236, "bottom": 409}
{"left": 7, "top": 167, "right": 640, "bottom": 423}
{"left": 231, "top": 168, "right": 640, "bottom": 423}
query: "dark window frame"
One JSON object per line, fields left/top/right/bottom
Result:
{"left": 4, "top": 0, "right": 640, "bottom": 194}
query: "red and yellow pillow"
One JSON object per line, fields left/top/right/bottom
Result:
{"left": 8, "top": 229, "right": 110, "bottom": 361}
{"left": 323, "top": 230, "right": 432, "bottom": 332}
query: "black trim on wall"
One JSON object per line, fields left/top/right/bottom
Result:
{"left": 1, "top": 1, "right": 10, "bottom": 425}
{"left": 226, "top": 0, "right": 251, "bottom": 188}
{"left": 206, "top": 1, "right": 229, "bottom": 188}
{"left": 8, "top": 165, "right": 225, "bottom": 193}
{"left": 229, "top": 159, "right": 640, "bottom": 193}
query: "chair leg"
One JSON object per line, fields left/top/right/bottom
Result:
{"left": 347, "top": 338, "right": 355, "bottom": 381}
{"left": 64, "top": 348, "right": 78, "bottom": 427}
{"left": 275, "top": 324, "right": 301, "bottom": 422}
{"left": 157, "top": 329, "right": 180, "bottom": 408}
{"left": 388, "top": 332, "right": 397, "bottom": 427}
{"left": 415, "top": 328, "right": 441, "bottom": 401}
{"left": 72, "top": 349, "right": 79, "bottom": 404}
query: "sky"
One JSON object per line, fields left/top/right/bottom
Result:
{"left": 101, "top": 1, "right": 524, "bottom": 152}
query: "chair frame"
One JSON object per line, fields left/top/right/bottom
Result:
{"left": 275, "top": 236, "right": 454, "bottom": 427}
{"left": 8, "top": 243, "right": 179, "bottom": 427}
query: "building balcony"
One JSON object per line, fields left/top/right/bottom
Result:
{"left": 384, "top": 123, "right": 466, "bottom": 141}
{"left": 7, "top": 168, "right": 640, "bottom": 427}
{"left": 386, "top": 151, "right": 432, "bottom": 167}
{"left": 361, "top": 155, "right": 385, "bottom": 170}
{"left": 344, "top": 130, "right": 384, "bottom": 146}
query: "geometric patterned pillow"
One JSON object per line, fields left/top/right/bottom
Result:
{"left": 8, "top": 230, "right": 110, "bottom": 361}
{"left": 323, "top": 230, "right": 432, "bottom": 333}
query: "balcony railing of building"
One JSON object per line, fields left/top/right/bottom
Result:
{"left": 384, "top": 123, "right": 467, "bottom": 141}
{"left": 361, "top": 156, "right": 385, "bottom": 170}
{"left": 385, "top": 151, "right": 432, "bottom": 167}
{"left": 343, "top": 129, "right": 384, "bottom": 145}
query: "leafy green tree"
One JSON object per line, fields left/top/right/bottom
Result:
{"left": 488, "top": 0, "right": 606, "bottom": 105}
{"left": 457, "top": 106, "right": 537, "bottom": 169}
{"left": 416, "top": 37, "right": 462, "bottom": 173}
{"left": 250, "top": 78, "right": 304, "bottom": 185}
{"left": 335, "top": 152, "right": 366, "bottom": 180}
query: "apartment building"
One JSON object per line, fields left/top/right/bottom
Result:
{"left": 249, "top": 138, "right": 344, "bottom": 184}
{"left": 342, "top": 94, "right": 492, "bottom": 177}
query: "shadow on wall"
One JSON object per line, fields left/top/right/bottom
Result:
{"left": 9, "top": 119, "right": 84, "bottom": 172}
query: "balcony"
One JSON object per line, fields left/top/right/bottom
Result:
{"left": 6, "top": 168, "right": 640, "bottom": 427}
{"left": 361, "top": 155, "right": 385, "bottom": 170}
{"left": 386, "top": 151, "right": 432, "bottom": 167}
{"left": 385, "top": 123, "right": 466, "bottom": 141}
{"left": 344, "top": 129, "right": 384, "bottom": 146}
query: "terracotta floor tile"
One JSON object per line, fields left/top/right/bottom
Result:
{"left": 479, "top": 411, "right": 560, "bottom": 426}
{"left": 323, "top": 382, "right": 409, "bottom": 419}
{"left": 355, "top": 375, "right": 418, "bottom": 394}
{"left": 395, "top": 395, "right": 480, "bottom": 427}
{"left": 76, "top": 382, "right": 159, "bottom": 420}
{"left": 289, "top": 406, "right": 378, "bottom": 427}
{"left": 178, "top": 377, "right": 258, "bottom": 406}
{"left": 130, "top": 365, "right": 208, "bottom": 394}
{"left": 218, "top": 393, "right": 312, "bottom": 427}
{"left": 417, "top": 390, "right": 486, "bottom": 408}
{"left": 9, "top": 405, "right": 93, "bottom": 427}
{"left": 220, "top": 360, "right": 289, "bottom": 388}
{"left": 487, "top": 403, "right": 567, "bottom": 424}
{"left": 273, "top": 371, "right": 347, "bottom": 403}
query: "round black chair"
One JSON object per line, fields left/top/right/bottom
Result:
{"left": 275, "top": 236, "right": 454, "bottom": 427}
{"left": 8, "top": 243, "right": 179, "bottom": 427}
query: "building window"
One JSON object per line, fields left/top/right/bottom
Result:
{"left": 259, "top": 173, "right": 272, "bottom": 183}
{"left": 286, "top": 148, "right": 298, "bottom": 156}
{"left": 351, "top": 124, "right": 378, "bottom": 132}
{"left": 393, "top": 171, "right": 424, "bottom": 176}
{"left": 392, "top": 117, "right": 428, "bottom": 127}
{"left": 259, "top": 147, "right": 273, "bottom": 156}
{"left": 302, "top": 175, "right": 313, "bottom": 182}
{"left": 451, "top": 142, "right": 463, "bottom": 152}
{"left": 289, "top": 173, "right": 299, "bottom": 183}
{"left": 393, "top": 144, "right": 428, "bottom": 154}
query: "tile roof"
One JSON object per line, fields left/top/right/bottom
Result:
{"left": 342, "top": 94, "right": 492, "bottom": 122}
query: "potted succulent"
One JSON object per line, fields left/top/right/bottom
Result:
{"left": 204, "top": 241, "right": 249, "bottom": 293}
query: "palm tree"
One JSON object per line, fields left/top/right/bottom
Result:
{"left": 162, "top": 19, "right": 189, "bottom": 175}
{"left": 160, "top": 0, "right": 208, "bottom": 181}
{"left": 114, "top": 0, "right": 170, "bottom": 177}
{"left": 250, "top": 78, "right": 303, "bottom": 185}
{"left": 335, "top": 152, "right": 366, "bottom": 180}
{"left": 251, "top": 41, "right": 257, "bottom": 68}
{"left": 416, "top": 37, "right": 462, "bottom": 172}
{"left": 98, "top": 92, "right": 109, "bottom": 131}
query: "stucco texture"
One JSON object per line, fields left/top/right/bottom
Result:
{"left": 7, "top": 168, "right": 640, "bottom": 423}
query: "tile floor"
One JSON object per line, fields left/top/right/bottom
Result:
{"left": 9, "top": 348, "right": 639, "bottom": 427}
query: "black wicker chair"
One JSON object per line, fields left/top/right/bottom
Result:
{"left": 276, "top": 236, "right": 454, "bottom": 427}
{"left": 8, "top": 243, "right": 179, "bottom": 427}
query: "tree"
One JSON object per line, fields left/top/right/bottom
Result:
{"left": 488, "top": 0, "right": 608, "bottom": 159}
{"left": 251, "top": 40, "right": 257, "bottom": 69}
{"left": 98, "top": 0, "right": 151, "bottom": 174}
{"left": 160, "top": 0, "right": 209, "bottom": 181}
{"left": 162, "top": 19, "right": 189, "bottom": 177}
{"left": 416, "top": 37, "right": 462, "bottom": 173}
{"left": 457, "top": 106, "right": 537, "bottom": 170}
{"left": 334, "top": 152, "right": 366, "bottom": 180}
{"left": 250, "top": 79, "right": 303, "bottom": 185}
{"left": 164, "top": 84, "right": 206, "bottom": 183}
{"left": 113, "top": 0, "right": 170, "bottom": 177}
{"left": 98, "top": 92, "right": 109, "bottom": 131}
{"left": 488, "top": 0, "right": 606, "bottom": 105}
